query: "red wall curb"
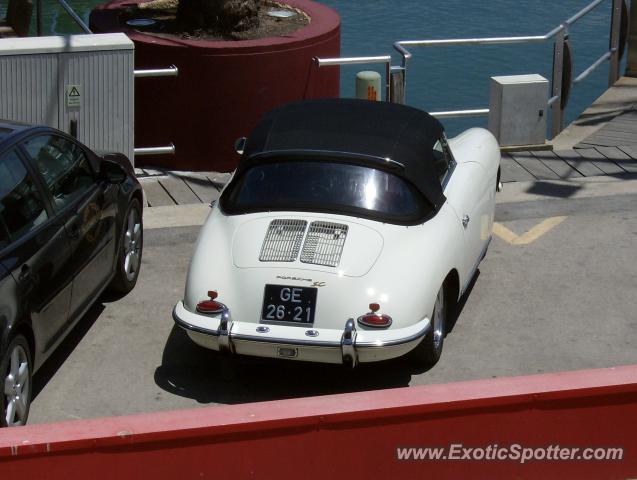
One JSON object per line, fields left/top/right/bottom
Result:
{"left": 1, "top": 365, "right": 636, "bottom": 479}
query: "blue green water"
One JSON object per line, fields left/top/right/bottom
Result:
{"left": 10, "top": 0, "right": 625, "bottom": 135}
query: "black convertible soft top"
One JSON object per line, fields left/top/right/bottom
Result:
{"left": 238, "top": 98, "right": 446, "bottom": 209}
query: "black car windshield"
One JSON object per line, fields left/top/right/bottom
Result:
{"left": 223, "top": 160, "right": 431, "bottom": 223}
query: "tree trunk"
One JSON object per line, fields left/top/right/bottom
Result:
{"left": 177, "top": 0, "right": 261, "bottom": 35}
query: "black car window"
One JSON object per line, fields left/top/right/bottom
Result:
{"left": 23, "top": 135, "right": 95, "bottom": 211}
{"left": 0, "top": 216, "right": 9, "bottom": 250}
{"left": 0, "top": 149, "right": 48, "bottom": 241}
{"left": 432, "top": 139, "right": 449, "bottom": 181}
{"left": 224, "top": 160, "right": 431, "bottom": 223}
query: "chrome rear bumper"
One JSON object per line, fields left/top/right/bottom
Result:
{"left": 173, "top": 301, "right": 430, "bottom": 365}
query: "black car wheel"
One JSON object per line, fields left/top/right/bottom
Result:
{"left": 109, "top": 198, "right": 143, "bottom": 294}
{"left": 1, "top": 335, "right": 32, "bottom": 427}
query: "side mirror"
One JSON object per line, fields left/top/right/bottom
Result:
{"left": 234, "top": 137, "right": 247, "bottom": 155}
{"left": 99, "top": 159, "right": 127, "bottom": 184}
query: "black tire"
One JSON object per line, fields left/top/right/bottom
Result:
{"left": 1, "top": 335, "right": 32, "bottom": 427}
{"left": 408, "top": 284, "right": 451, "bottom": 369}
{"left": 109, "top": 198, "right": 143, "bottom": 294}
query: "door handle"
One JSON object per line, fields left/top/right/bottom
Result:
{"left": 68, "top": 216, "right": 82, "bottom": 240}
{"left": 18, "top": 265, "right": 32, "bottom": 283}
{"left": 17, "top": 265, "right": 38, "bottom": 288}
{"left": 462, "top": 214, "right": 470, "bottom": 228}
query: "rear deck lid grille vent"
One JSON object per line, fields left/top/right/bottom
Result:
{"left": 259, "top": 219, "right": 308, "bottom": 262}
{"left": 300, "top": 221, "right": 348, "bottom": 267}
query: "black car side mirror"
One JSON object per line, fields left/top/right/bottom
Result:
{"left": 100, "top": 159, "right": 127, "bottom": 184}
{"left": 234, "top": 137, "right": 246, "bottom": 155}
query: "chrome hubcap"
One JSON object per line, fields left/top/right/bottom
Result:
{"left": 432, "top": 288, "right": 445, "bottom": 350}
{"left": 3, "top": 345, "right": 30, "bottom": 427}
{"left": 123, "top": 207, "right": 142, "bottom": 281}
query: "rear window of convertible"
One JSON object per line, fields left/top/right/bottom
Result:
{"left": 221, "top": 161, "right": 432, "bottom": 223}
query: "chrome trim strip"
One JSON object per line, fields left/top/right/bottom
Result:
{"left": 217, "top": 309, "right": 233, "bottom": 352}
{"left": 356, "top": 322, "right": 430, "bottom": 347}
{"left": 231, "top": 334, "right": 340, "bottom": 347}
{"left": 172, "top": 306, "right": 220, "bottom": 336}
{"left": 248, "top": 150, "right": 406, "bottom": 170}
{"left": 341, "top": 319, "right": 358, "bottom": 366}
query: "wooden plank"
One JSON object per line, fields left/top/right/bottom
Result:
{"left": 183, "top": 176, "right": 221, "bottom": 203}
{"left": 595, "top": 146, "right": 637, "bottom": 173}
{"left": 601, "top": 122, "right": 637, "bottom": 134}
{"left": 617, "top": 145, "right": 637, "bottom": 161}
{"left": 579, "top": 135, "right": 636, "bottom": 148}
{"left": 499, "top": 153, "right": 535, "bottom": 183}
{"left": 208, "top": 172, "right": 232, "bottom": 187}
{"left": 157, "top": 178, "right": 201, "bottom": 205}
{"left": 142, "top": 181, "right": 176, "bottom": 207}
{"left": 584, "top": 130, "right": 637, "bottom": 144}
{"left": 531, "top": 150, "right": 582, "bottom": 179}
{"left": 509, "top": 152, "right": 559, "bottom": 180}
{"left": 552, "top": 150, "right": 604, "bottom": 177}
{"left": 575, "top": 148, "right": 625, "bottom": 175}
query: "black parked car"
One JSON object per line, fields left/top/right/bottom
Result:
{"left": 0, "top": 121, "right": 144, "bottom": 427}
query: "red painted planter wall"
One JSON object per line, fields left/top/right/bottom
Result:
{"left": 90, "top": 0, "right": 340, "bottom": 171}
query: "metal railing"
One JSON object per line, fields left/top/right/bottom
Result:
{"left": 134, "top": 65, "right": 179, "bottom": 78}
{"left": 316, "top": 0, "right": 626, "bottom": 139}
{"left": 134, "top": 143, "right": 176, "bottom": 156}
{"left": 35, "top": 0, "right": 92, "bottom": 35}
{"left": 315, "top": 56, "right": 392, "bottom": 101}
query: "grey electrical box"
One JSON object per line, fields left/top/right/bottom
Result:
{"left": 0, "top": 33, "right": 134, "bottom": 161}
{"left": 488, "top": 74, "right": 548, "bottom": 147}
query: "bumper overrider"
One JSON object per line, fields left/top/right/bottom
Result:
{"left": 172, "top": 301, "right": 430, "bottom": 366}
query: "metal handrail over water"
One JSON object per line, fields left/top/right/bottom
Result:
{"left": 316, "top": 0, "right": 626, "bottom": 139}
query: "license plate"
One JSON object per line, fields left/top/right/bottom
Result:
{"left": 261, "top": 284, "right": 317, "bottom": 324}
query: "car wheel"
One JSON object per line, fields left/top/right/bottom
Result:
{"left": 109, "top": 198, "right": 143, "bottom": 294}
{"left": 409, "top": 285, "right": 447, "bottom": 369}
{"left": 1, "top": 335, "right": 32, "bottom": 427}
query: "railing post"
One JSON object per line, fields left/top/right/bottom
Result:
{"left": 390, "top": 67, "right": 405, "bottom": 104}
{"left": 550, "top": 27, "right": 565, "bottom": 139}
{"left": 628, "top": 0, "right": 637, "bottom": 76}
{"left": 608, "top": 0, "right": 623, "bottom": 86}
{"left": 36, "top": 0, "right": 43, "bottom": 36}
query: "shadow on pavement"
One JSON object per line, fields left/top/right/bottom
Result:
{"left": 154, "top": 325, "right": 418, "bottom": 405}
{"left": 32, "top": 303, "right": 104, "bottom": 400}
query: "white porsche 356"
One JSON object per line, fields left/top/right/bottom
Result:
{"left": 173, "top": 99, "right": 500, "bottom": 368}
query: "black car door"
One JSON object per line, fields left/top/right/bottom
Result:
{"left": 21, "top": 134, "right": 117, "bottom": 320}
{"left": 0, "top": 148, "right": 73, "bottom": 358}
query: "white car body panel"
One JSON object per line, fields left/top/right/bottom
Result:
{"left": 174, "top": 127, "right": 500, "bottom": 365}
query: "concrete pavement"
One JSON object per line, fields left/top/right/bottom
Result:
{"left": 27, "top": 174, "right": 637, "bottom": 424}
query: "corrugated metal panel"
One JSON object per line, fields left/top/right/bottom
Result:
{"left": 0, "top": 34, "right": 134, "bottom": 163}
{"left": 0, "top": 54, "right": 58, "bottom": 127}
{"left": 58, "top": 49, "right": 134, "bottom": 160}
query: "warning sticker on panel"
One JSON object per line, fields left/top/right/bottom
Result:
{"left": 66, "top": 85, "right": 81, "bottom": 107}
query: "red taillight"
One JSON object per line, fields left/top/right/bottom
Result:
{"left": 196, "top": 290, "right": 226, "bottom": 314}
{"left": 357, "top": 306, "right": 392, "bottom": 328}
